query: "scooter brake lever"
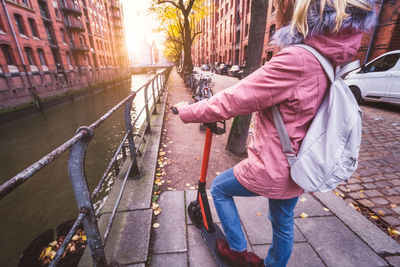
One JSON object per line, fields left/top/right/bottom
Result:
{"left": 204, "top": 120, "right": 226, "bottom": 135}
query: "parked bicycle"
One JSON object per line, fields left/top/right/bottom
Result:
{"left": 193, "top": 73, "right": 213, "bottom": 102}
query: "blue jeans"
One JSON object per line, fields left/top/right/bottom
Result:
{"left": 211, "top": 168, "right": 298, "bottom": 267}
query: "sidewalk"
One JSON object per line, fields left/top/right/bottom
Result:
{"left": 80, "top": 68, "right": 400, "bottom": 267}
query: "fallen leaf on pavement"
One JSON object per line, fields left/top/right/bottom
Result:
{"left": 299, "top": 212, "right": 308, "bottom": 218}
{"left": 153, "top": 223, "right": 160, "bottom": 228}
{"left": 300, "top": 197, "right": 307, "bottom": 202}
{"left": 154, "top": 208, "right": 162, "bottom": 215}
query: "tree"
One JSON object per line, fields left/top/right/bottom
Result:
{"left": 150, "top": 0, "right": 208, "bottom": 73}
{"left": 226, "top": 0, "right": 269, "bottom": 154}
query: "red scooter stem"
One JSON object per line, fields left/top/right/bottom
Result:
{"left": 200, "top": 128, "right": 213, "bottom": 183}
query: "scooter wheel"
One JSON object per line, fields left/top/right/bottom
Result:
{"left": 188, "top": 200, "right": 203, "bottom": 229}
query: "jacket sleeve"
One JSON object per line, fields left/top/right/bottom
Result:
{"left": 178, "top": 47, "right": 304, "bottom": 123}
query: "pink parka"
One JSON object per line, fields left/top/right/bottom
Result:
{"left": 178, "top": 29, "right": 364, "bottom": 199}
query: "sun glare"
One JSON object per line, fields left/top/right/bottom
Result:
{"left": 121, "top": 0, "right": 164, "bottom": 64}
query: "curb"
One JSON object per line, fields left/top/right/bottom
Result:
{"left": 315, "top": 191, "right": 400, "bottom": 255}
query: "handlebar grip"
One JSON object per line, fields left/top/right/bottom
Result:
{"left": 170, "top": 107, "right": 178, "bottom": 114}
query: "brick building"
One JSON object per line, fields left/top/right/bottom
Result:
{"left": 192, "top": 0, "right": 400, "bottom": 67}
{"left": 0, "top": 0, "right": 129, "bottom": 110}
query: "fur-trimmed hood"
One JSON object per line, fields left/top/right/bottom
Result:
{"left": 273, "top": 0, "right": 377, "bottom": 48}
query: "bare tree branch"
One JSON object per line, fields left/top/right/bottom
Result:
{"left": 191, "top": 31, "right": 202, "bottom": 43}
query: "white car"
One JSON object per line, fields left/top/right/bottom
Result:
{"left": 345, "top": 50, "right": 400, "bottom": 105}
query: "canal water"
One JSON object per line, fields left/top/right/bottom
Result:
{"left": 0, "top": 73, "right": 160, "bottom": 266}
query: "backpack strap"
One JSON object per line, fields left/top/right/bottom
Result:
{"left": 271, "top": 105, "right": 297, "bottom": 167}
{"left": 272, "top": 44, "right": 361, "bottom": 168}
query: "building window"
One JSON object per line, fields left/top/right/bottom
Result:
{"left": 44, "top": 23, "right": 55, "bottom": 44}
{"left": 37, "top": 48, "right": 47, "bottom": 65}
{"left": 55, "top": 8, "right": 60, "bottom": 19}
{"left": 25, "top": 47, "right": 36, "bottom": 65}
{"left": 22, "top": 0, "right": 31, "bottom": 8}
{"left": 14, "top": 14, "right": 26, "bottom": 35}
{"left": 1, "top": 44, "right": 14, "bottom": 65}
{"left": 0, "top": 17, "right": 6, "bottom": 34}
{"left": 28, "top": 18, "right": 39, "bottom": 38}
{"left": 66, "top": 52, "right": 71, "bottom": 65}
{"left": 60, "top": 28, "right": 67, "bottom": 43}
{"left": 246, "top": 0, "right": 250, "bottom": 14}
{"left": 245, "top": 23, "right": 249, "bottom": 37}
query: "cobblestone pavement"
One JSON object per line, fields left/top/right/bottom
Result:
{"left": 335, "top": 102, "right": 400, "bottom": 237}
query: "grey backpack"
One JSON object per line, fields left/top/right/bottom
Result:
{"left": 272, "top": 44, "right": 362, "bottom": 193}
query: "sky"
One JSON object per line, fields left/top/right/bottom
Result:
{"left": 120, "top": 0, "right": 165, "bottom": 64}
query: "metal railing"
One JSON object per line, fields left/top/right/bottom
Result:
{"left": 0, "top": 67, "right": 172, "bottom": 266}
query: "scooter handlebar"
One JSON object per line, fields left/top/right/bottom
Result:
{"left": 170, "top": 107, "right": 178, "bottom": 114}
{"left": 171, "top": 104, "right": 226, "bottom": 135}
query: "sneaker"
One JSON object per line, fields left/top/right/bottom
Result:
{"left": 215, "top": 239, "right": 264, "bottom": 267}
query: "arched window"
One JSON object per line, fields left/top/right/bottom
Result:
{"left": 0, "top": 17, "right": 6, "bottom": 33}
{"left": 60, "top": 28, "right": 67, "bottom": 43}
{"left": 14, "top": 14, "right": 26, "bottom": 35}
{"left": 24, "top": 47, "right": 36, "bottom": 65}
{"left": 28, "top": 18, "right": 39, "bottom": 38}
{"left": 37, "top": 48, "right": 47, "bottom": 65}
{"left": 1, "top": 44, "right": 14, "bottom": 65}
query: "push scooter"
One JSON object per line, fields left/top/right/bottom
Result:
{"left": 171, "top": 104, "right": 229, "bottom": 267}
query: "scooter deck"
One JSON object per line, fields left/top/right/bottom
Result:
{"left": 201, "top": 223, "right": 230, "bottom": 267}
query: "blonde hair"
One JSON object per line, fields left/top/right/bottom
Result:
{"left": 291, "top": 0, "right": 373, "bottom": 38}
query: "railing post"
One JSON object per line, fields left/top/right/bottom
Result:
{"left": 68, "top": 127, "right": 107, "bottom": 267}
{"left": 124, "top": 96, "right": 140, "bottom": 177}
{"left": 158, "top": 74, "right": 163, "bottom": 100}
{"left": 144, "top": 82, "right": 151, "bottom": 133}
{"left": 151, "top": 79, "right": 157, "bottom": 113}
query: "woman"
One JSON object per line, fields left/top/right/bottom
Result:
{"left": 174, "top": 0, "right": 376, "bottom": 266}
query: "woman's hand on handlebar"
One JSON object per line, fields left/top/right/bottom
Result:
{"left": 171, "top": 101, "right": 190, "bottom": 114}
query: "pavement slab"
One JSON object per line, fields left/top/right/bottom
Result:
{"left": 295, "top": 216, "right": 387, "bottom": 267}
{"left": 153, "top": 191, "right": 187, "bottom": 254}
{"left": 188, "top": 224, "right": 220, "bottom": 267}
{"left": 79, "top": 209, "right": 152, "bottom": 266}
{"left": 150, "top": 252, "right": 188, "bottom": 267}
{"left": 294, "top": 193, "right": 333, "bottom": 218}
{"left": 253, "top": 243, "right": 325, "bottom": 267}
